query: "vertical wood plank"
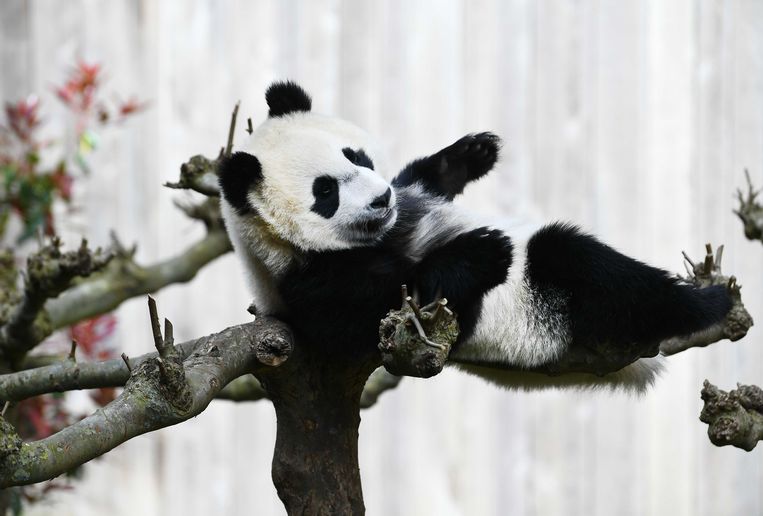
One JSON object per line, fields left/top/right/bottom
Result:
{"left": 5, "top": 1, "right": 761, "bottom": 515}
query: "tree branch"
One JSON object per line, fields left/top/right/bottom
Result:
{"left": 0, "top": 307, "right": 292, "bottom": 488}
{"left": 45, "top": 228, "right": 231, "bottom": 329}
{"left": 0, "top": 333, "right": 201, "bottom": 402}
{"left": 700, "top": 380, "right": 763, "bottom": 451}
{"left": 379, "top": 286, "right": 459, "bottom": 378}
{"left": 1, "top": 350, "right": 401, "bottom": 410}
{"left": 0, "top": 166, "right": 231, "bottom": 360}
{"left": 660, "top": 244, "right": 752, "bottom": 355}
{"left": 210, "top": 367, "right": 401, "bottom": 408}
{"left": 734, "top": 169, "right": 763, "bottom": 242}
{"left": 215, "top": 374, "right": 267, "bottom": 402}
{"left": 164, "top": 154, "right": 221, "bottom": 197}
{"left": 0, "top": 239, "right": 112, "bottom": 362}
{"left": 359, "top": 368, "right": 402, "bottom": 409}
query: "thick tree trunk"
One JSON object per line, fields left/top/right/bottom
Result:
{"left": 254, "top": 346, "right": 378, "bottom": 516}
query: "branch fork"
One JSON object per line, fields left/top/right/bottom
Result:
{"left": 378, "top": 285, "right": 459, "bottom": 378}
{"left": 734, "top": 169, "right": 763, "bottom": 242}
{"left": 0, "top": 238, "right": 113, "bottom": 361}
{"left": 146, "top": 296, "right": 191, "bottom": 411}
{"left": 661, "top": 244, "right": 753, "bottom": 356}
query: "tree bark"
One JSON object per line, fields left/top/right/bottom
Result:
{"left": 254, "top": 345, "right": 379, "bottom": 516}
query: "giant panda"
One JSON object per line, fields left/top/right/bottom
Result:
{"left": 218, "top": 81, "right": 732, "bottom": 391}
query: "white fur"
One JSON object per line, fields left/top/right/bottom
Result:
{"left": 222, "top": 105, "right": 660, "bottom": 392}
{"left": 399, "top": 184, "right": 483, "bottom": 262}
{"left": 220, "top": 200, "right": 288, "bottom": 315}
{"left": 408, "top": 210, "right": 656, "bottom": 391}
{"left": 221, "top": 110, "right": 396, "bottom": 316}
{"left": 242, "top": 112, "right": 395, "bottom": 252}
{"left": 455, "top": 234, "right": 571, "bottom": 368}
{"left": 451, "top": 356, "right": 664, "bottom": 394}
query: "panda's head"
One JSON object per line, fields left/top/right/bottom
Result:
{"left": 219, "top": 81, "right": 396, "bottom": 252}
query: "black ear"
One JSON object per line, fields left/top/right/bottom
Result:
{"left": 265, "top": 81, "right": 312, "bottom": 117}
{"left": 218, "top": 152, "right": 262, "bottom": 215}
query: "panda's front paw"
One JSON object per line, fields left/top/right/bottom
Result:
{"left": 468, "top": 227, "right": 514, "bottom": 286}
{"left": 415, "top": 226, "right": 513, "bottom": 319}
{"left": 437, "top": 132, "right": 501, "bottom": 187}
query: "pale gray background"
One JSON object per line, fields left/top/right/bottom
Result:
{"left": 2, "top": 0, "right": 762, "bottom": 515}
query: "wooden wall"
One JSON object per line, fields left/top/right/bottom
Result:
{"left": 2, "top": 1, "right": 761, "bottom": 514}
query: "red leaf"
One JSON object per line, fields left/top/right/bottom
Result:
{"left": 70, "top": 314, "right": 117, "bottom": 358}
{"left": 51, "top": 163, "right": 73, "bottom": 201}
{"left": 4, "top": 95, "right": 41, "bottom": 143}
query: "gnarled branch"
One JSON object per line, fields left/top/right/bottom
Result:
{"left": 1, "top": 347, "right": 401, "bottom": 410}
{"left": 0, "top": 239, "right": 112, "bottom": 362}
{"left": 700, "top": 380, "right": 763, "bottom": 451}
{"left": 0, "top": 303, "right": 292, "bottom": 488}
{"left": 164, "top": 154, "right": 221, "bottom": 196}
{"left": 45, "top": 229, "right": 231, "bottom": 329}
{"left": 378, "top": 285, "right": 458, "bottom": 378}
{"left": 660, "top": 244, "right": 752, "bottom": 355}
{"left": 734, "top": 169, "right": 763, "bottom": 242}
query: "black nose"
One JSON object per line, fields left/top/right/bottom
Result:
{"left": 370, "top": 187, "right": 392, "bottom": 209}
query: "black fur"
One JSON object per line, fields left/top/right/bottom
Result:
{"left": 311, "top": 176, "right": 340, "bottom": 218}
{"left": 265, "top": 81, "right": 312, "bottom": 117}
{"left": 278, "top": 246, "right": 414, "bottom": 357}
{"left": 343, "top": 147, "right": 374, "bottom": 170}
{"left": 526, "top": 223, "right": 732, "bottom": 353}
{"left": 278, "top": 189, "right": 514, "bottom": 355}
{"left": 218, "top": 152, "right": 262, "bottom": 215}
{"left": 394, "top": 132, "right": 501, "bottom": 200}
{"left": 414, "top": 227, "right": 513, "bottom": 344}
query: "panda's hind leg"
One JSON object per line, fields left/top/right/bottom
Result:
{"left": 525, "top": 222, "right": 733, "bottom": 354}
{"left": 393, "top": 132, "right": 501, "bottom": 200}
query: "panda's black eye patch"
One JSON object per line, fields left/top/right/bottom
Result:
{"left": 342, "top": 147, "right": 374, "bottom": 170}
{"left": 311, "top": 175, "right": 340, "bottom": 219}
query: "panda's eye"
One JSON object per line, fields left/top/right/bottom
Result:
{"left": 311, "top": 176, "right": 340, "bottom": 218}
{"left": 314, "top": 177, "right": 338, "bottom": 198}
{"left": 342, "top": 147, "right": 374, "bottom": 170}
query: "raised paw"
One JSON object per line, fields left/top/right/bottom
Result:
{"left": 435, "top": 132, "right": 501, "bottom": 198}
{"left": 467, "top": 227, "right": 514, "bottom": 283}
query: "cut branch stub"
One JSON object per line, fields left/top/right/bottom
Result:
{"left": 700, "top": 380, "right": 763, "bottom": 451}
{"left": 164, "top": 154, "right": 220, "bottom": 196}
{"left": 734, "top": 169, "right": 763, "bottom": 242}
{"left": 660, "top": 244, "right": 753, "bottom": 356}
{"left": 146, "top": 296, "right": 191, "bottom": 411}
{"left": 251, "top": 316, "right": 293, "bottom": 367}
{"left": 173, "top": 196, "right": 224, "bottom": 230}
{"left": 165, "top": 103, "right": 241, "bottom": 197}
{"left": 0, "top": 238, "right": 113, "bottom": 360}
{"left": 378, "top": 285, "right": 459, "bottom": 378}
